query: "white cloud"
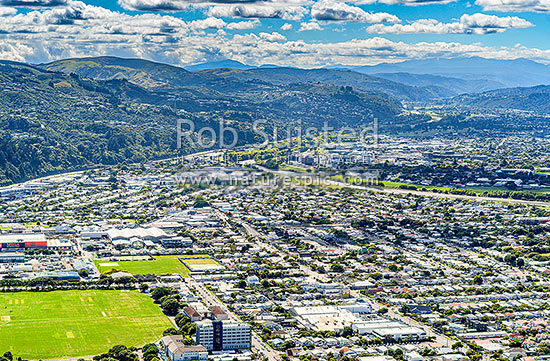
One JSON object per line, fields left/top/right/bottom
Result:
{"left": 189, "top": 16, "right": 226, "bottom": 29}
{"left": 119, "top": 0, "right": 312, "bottom": 21}
{"left": 226, "top": 19, "right": 259, "bottom": 29}
{"left": 0, "top": 42, "right": 33, "bottom": 61}
{"left": 0, "top": 6, "right": 16, "bottom": 15}
{"left": 119, "top": 0, "right": 272, "bottom": 11}
{"left": 475, "top": 0, "right": 550, "bottom": 13}
{"left": 259, "top": 31, "right": 286, "bottom": 41}
{"left": 280, "top": 22, "right": 292, "bottom": 30}
{"left": 299, "top": 21, "right": 322, "bottom": 30}
{"left": 461, "top": 12, "right": 532, "bottom": 29}
{"left": 118, "top": 0, "right": 190, "bottom": 11}
{"left": 311, "top": 0, "right": 399, "bottom": 23}
{"left": 350, "top": 0, "right": 456, "bottom": 5}
{"left": 366, "top": 13, "right": 533, "bottom": 34}
{"left": 1, "top": 1, "right": 549, "bottom": 68}
{"left": 208, "top": 3, "right": 308, "bottom": 19}
{"left": 0, "top": 0, "right": 68, "bottom": 7}
{"left": 0, "top": 0, "right": 191, "bottom": 45}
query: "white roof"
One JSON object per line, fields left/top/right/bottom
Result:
{"left": 0, "top": 233, "right": 46, "bottom": 242}
{"left": 106, "top": 227, "right": 166, "bottom": 240}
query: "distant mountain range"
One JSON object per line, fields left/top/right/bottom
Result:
{"left": 197, "top": 66, "right": 455, "bottom": 101}
{"left": 39, "top": 56, "right": 402, "bottom": 118}
{"left": 184, "top": 60, "right": 254, "bottom": 71}
{"left": 372, "top": 72, "right": 505, "bottom": 96}
{"left": 349, "top": 57, "right": 550, "bottom": 88}
{"left": 42, "top": 57, "right": 218, "bottom": 89}
{"left": 40, "top": 56, "right": 443, "bottom": 101}
{"left": 41, "top": 56, "right": 550, "bottom": 101}
{"left": 3, "top": 55, "right": 550, "bottom": 185}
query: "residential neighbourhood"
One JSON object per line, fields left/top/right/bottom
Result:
{"left": 3, "top": 146, "right": 550, "bottom": 361}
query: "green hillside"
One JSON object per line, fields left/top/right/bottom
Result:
{"left": 0, "top": 58, "right": 402, "bottom": 185}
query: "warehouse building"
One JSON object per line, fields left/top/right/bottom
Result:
{"left": 290, "top": 305, "right": 361, "bottom": 332}
{"left": 0, "top": 234, "right": 71, "bottom": 252}
{"left": 106, "top": 227, "right": 167, "bottom": 241}
{"left": 195, "top": 320, "right": 251, "bottom": 351}
{"left": 0, "top": 252, "right": 25, "bottom": 263}
{"left": 352, "top": 319, "right": 426, "bottom": 340}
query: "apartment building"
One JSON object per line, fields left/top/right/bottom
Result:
{"left": 195, "top": 320, "right": 251, "bottom": 351}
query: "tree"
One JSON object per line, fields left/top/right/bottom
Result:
{"left": 175, "top": 313, "right": 191, "bottom": 328}
{"left": 180, "top": 322, "right": 197, "bottom": 337}
{"left": 141, "top": 344, "right": 159, "bottom": 361}
{"left": 193, "top": 196, "right": 210, "bottom": 208}
{"left": 94, "top": 345, "right": 137, "bottom": 361}
{"left": 330, "top": 263, "right": 344, "bottom": 273}
{"left": 509, "top": 338, "right": 523, "bottom": 348}
{"left": 420, "top": 348, "right": 436, "bottom": 356}
{"left": 341, "top": 326, "right": 353, "bottom": 337}
{"left": 282, "top": 340, "right": 296, "bottom": 350}
{"left": 163, "top": 328, "right": 179, "bottom": 336}
{"left": 370, "top": 272, "right": 383, "bottom": 280}
{"left": 473, "top": 275, "right": 483, "bottom": 285}
{"left": 161, "top": 298, "right": 181, "bottom": 316}
{"left": 516, "top": 258, "right": 525, "bottom": 268}
{"left": 151, "top": 287, "right": 174, "bottom": 302}
{"left": 182, "top": 336, "right": 194, "bottom": 345}
{"left": 78, "top": 269, "right": 89, "bottom": 278}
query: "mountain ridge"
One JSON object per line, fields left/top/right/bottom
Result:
{"left": 40, "top": 56, "right": 451, "bottom": 101}
{"left": 350, "top": 56, "right": 550, "bottom": 88}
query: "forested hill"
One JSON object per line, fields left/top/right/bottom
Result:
{"left": 450, "top": 85, "right": 550, "bottom": 113}
{"left": 0, "top": 61, "right": 180, "bottom": 185}
{"left": 0, "top": 59, "right": 402, "bottom": 185}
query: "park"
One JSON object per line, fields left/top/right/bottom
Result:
{"left": 0, "top": 290, "right": 172, "bottom": 360}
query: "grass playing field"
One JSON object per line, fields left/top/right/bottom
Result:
{"left": 180, "top": 256, "right": 225, "bottom": 272}
{"left": 0, "top": 290, "right": 172, "bottom": 360}
{"left": 94, "top": 255, "right": 191, "bottom": 276}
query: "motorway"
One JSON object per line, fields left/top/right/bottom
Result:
{"left": 254, "top": 165, "right": 550, "bottom": 207}
{"left": 5, "top": 150, "right": 550, "bottom": 209}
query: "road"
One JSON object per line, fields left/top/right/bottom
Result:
{"left": 185, "top": 278, "right": 281, "bottom": 361}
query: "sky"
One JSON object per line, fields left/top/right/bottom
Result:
{"left": 0, "top": 0, "right": 549, "bottom": 67}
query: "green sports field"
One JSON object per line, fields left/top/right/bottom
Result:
{"left": 0, "top": 290, "right": 172, "bottom": 360}
{"left": 181, "top": 256, "right": 225, "bottom": 272}
{"left": 94, "top": 255, "right": 191, "bottom": 276}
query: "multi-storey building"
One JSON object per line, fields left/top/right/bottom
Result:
{"left": 195, "top": 320, "right": 251, "bottom": 351}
